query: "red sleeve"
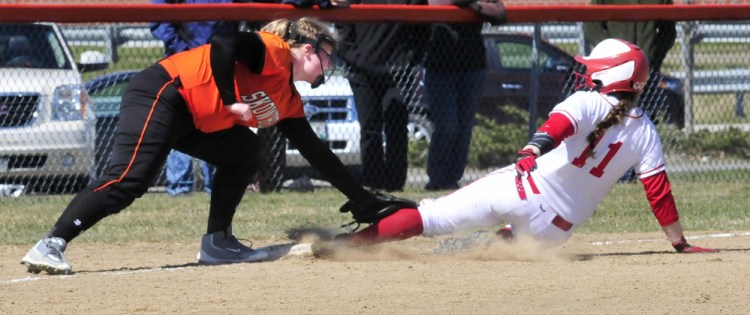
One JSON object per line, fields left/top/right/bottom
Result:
{"left": 640, "top": 171, "right": 680, "bottom": 227}
{"left": 537, "top": 113, "right": 575, "bottom": 147}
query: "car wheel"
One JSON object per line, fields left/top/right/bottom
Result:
{"left": 408, "top": 109, "right": 433, "bottom": 143}
{"left": 407, "top": 109, "right": 433, "bottom": 166}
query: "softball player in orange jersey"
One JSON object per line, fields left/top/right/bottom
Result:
{"left": 22, "top": 18, "right": 386, "bottom": 275}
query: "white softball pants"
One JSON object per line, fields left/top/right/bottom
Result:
{"left": 418, "top": 165, "right": 574, "bottom": 245}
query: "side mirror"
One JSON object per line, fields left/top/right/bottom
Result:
{"left": 77, "top": 51, "right": 110, "bottom": 73}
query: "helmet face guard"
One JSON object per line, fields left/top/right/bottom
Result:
{"left": 574, "top": 39, "right": 650, "bottom": 94}
{"left": 310, "top": 34, "right": 336, "bottom": 88}
{"left": 285, "top": 22, "right": 338, "bottom": 89}
{"left": 296, "top": 33, "right": 337, "bottom": 89}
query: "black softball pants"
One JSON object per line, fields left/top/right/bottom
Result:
{"left": 50, "top": 64, "right": 262, "bottom": 242}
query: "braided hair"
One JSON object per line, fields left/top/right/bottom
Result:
{"left": 585, "top": 92, "right": 637, "bottom": 158}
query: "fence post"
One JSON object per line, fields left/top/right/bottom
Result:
{"left": 106, "top": 24, "right": 119, "bottom": 64}
{"left": 527, "top": 23, "right": 542, "bottom": 140}
{"left": 576, "top": 22, "right": 587, "bottom": 56}
{"left": 678, "top": 21, "right": 697, "bottom": 134}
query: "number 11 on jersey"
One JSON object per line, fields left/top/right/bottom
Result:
{"left": 571, "top": 141, "right": 623, "bottom": 178}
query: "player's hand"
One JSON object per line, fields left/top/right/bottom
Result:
{"left": 672, "top": 237, "right": 718, "bottom": 253}
{"left": 227, "top": 102, "right": 253, "bottom": 121}
{"left": 515, "top": 148, "right": 538, "bottom": 178}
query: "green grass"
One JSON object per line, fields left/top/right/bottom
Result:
{"left": 693, "top": 94, "right": 749, "bottom": 125}
{"left": 2, "top": 178, "right": 747, "bottom": 246}
{"left": 580, "top": 179, "right": 750, "bottom": 234}
{"left": 663, "top": 42, "right": 750, "bottom": 72}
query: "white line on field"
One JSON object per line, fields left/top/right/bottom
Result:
{"left": 4, "top": 265, "right": 199, "bottom": 285}
{"left": 589, "top": 231, "right": 750, "bottom": 246}
{"left": 3, "top": 243, "right": 313, "bottom": 285}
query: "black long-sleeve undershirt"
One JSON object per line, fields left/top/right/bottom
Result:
{"left": 210, "top": 31, "right": 266, "bottom": 106}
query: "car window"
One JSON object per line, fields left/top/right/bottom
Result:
{"left": 88, "top": 76, "right": 131, "bottom": 117}
{"left": 88, "top": 80, "right": 130, "bottom": 98}
{"left": 495, "top": 42, "right": 553, "bottom": 70}
{"left": 0, "top": 24, "right": 71, "bottom": 69}
{"left": 44, "top": 30, "right": 70, "bottom": 69}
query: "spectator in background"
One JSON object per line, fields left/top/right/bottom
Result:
{"left": 336, "top": 0, "right": 430, "bottom": 192}
{"left": 423, "top": 0, "right": 488, "bottom": 191}
{"left": 584, "top": 0, "right": 675, "bottom": 75}
{"left": 583, "top": 0, "right": 677, "bottom": 121}
{"left": 150, "top": 0, "right": 237, "bottom": 196}
{"left": 584, "top": 0, "right": 677, "bottom": 181}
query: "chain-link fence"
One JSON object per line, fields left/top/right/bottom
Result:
{"left": 1, "top": 6, "right": 749, "bottom": 199}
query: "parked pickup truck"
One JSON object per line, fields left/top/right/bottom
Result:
{"left": 0, "top": 23, "right": 108, "bottom": 194}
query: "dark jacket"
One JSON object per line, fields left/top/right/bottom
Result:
{"left": 583, "top": 0, "right": 676, "bottom": 72}
{"left": 336, "top": 0, "right": 430, "bottom": 74}
{"left": 424, "top": 23, "right": 485, "bottom": 72}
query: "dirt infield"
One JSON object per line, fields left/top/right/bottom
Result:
{"left": 2, "top": 231, "right": 748, "bottom": 314}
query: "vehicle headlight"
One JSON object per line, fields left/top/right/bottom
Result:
{"left": 52, "top": 84, "right": 91, "bottom": 121}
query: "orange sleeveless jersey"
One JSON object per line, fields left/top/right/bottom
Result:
{"left": 158, "top": 32, "right": 305, "bottom": 133}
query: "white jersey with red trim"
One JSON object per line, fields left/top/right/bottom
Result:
{"left": 530, "top": 91, "right": 666, "bottom": 224}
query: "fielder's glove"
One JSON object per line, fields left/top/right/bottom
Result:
{"left": 340, "top": 190, "right": 418, "bottom": 225}
{"left": 672, "top": 237, "right": 718, "bottom": 253}
{"left": 515, "top": 148, "right": 538, "bottom": 178}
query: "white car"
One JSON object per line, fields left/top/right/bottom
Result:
{"left": 0, "top": 23, "right": 108, "bottom": 193}
{"left": 289, "top": 76, "right": 361, "bottom": 167}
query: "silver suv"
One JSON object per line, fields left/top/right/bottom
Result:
{"left": 0, "top": 23, "right": 108, "bottom": 194}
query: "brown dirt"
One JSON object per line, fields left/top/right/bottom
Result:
{"left": 2, "top": 231, "right": 748, "bottom": 314}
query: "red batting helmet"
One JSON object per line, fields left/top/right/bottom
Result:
{"left": 575, "top": 39, "right": 650, "bottom": 94}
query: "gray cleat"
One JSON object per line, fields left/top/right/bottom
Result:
{"left": 21, "top": 236, "right": 73, "bottom": 275}
{"left": 197, "top": 230, "right": 268, "bottom": 264}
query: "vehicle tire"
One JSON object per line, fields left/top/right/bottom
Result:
{"left": 257, "top": 127, "right": 287, "bottom": 193}
{"left": 407, "top": 108, "right": 433, "bottom": 167}
{"left": 408, "top": 108, "right": 433, "bottom": 143}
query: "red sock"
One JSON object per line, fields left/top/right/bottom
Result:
{"left": 349, "top": 208, "right": 423, "bottom": 246}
